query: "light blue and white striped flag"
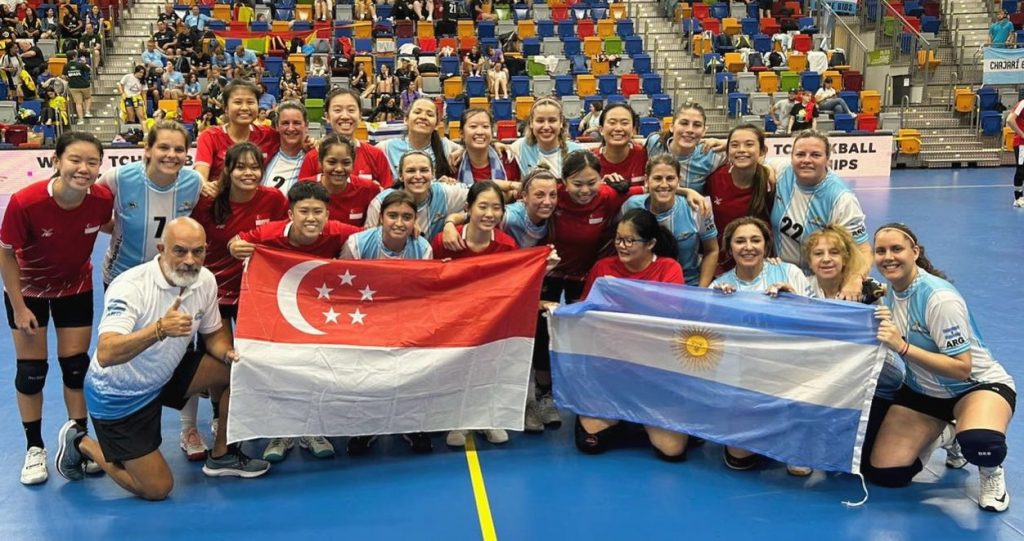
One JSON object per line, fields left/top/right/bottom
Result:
{"left": 549, "top": 278, "right": 888, "bottom": 474}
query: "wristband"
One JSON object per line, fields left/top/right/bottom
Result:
{"left": 899, "top": 340, "right": 910, "bottom": 357}
{"left": 155, "top": 319, "right": 166, "bottom": 341}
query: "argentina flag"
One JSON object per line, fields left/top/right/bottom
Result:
{"left": 549, "top": 278, "right": 888, "bottom": 474}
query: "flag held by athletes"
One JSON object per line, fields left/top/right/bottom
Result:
{"left": 228, "top": 246, "right": 549, "bottom": 442}
{"left": 549, "top": 278, "right": 888, "bottom": 474}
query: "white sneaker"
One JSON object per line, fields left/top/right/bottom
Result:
{"left": 262, "top": 437, "right": 295, "bottom": 462}
{"left": 179, "top": 427, "right": 209, "bottom": 462}
{"left": 535, "top": 392, "right": 562, "bottom": 428}
{"left": 446, "top": 430, "right": 468, "bottom": 447}
{"left": 298, "top": 436, "right": 335, "bottom": 458}
{"left": 482, "top": 429, "right": 509, "bottom": 444}
{"left": 944, "top": 439, "right": 968, "bottom": 469}
{"left": 979, "top": 465, "right": 1010, "bottom": 512}
{"left": 1014, "top": 197, "right": 1024, "bottom": 208}
{"left": 83, "top": 459, "right": 102, "bottom": 475}
{"left": 20, "top": 447, "right": 47, "bottom": 485}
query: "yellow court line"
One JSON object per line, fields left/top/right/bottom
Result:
{"left": 465, "top": 434, "right": 498, "bottom": 541}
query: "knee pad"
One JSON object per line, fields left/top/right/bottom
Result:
{"left": 15, "top": 360, "right": 49, "bottom": 395}
{"left": 864, "top": 459, "right": 923, "bottom": 488}
{"left": 574, "top": 416, "right": 614, "bottom": 455}
{"left": 956, "top": 429, "right": 1007, "bottom": 468}
{"left": 58, "top": 353, "right": 89, "bottom": 390}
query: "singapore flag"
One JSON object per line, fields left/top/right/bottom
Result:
{"left": 227, "top": 246, "right": 549, "bottom": 442}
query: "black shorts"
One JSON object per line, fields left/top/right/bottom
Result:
{"left": 893, "top": 383, "right": 1017, "bottom": 424}
{"left": 90, "top": 350, "right": 204, "bottom": 463}
{"left": 4, "top": 291, "right": 93, "bottom": 330}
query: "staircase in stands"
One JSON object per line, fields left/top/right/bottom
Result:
{"left": 80, "top": 0, "right": 160, "bottom": 142}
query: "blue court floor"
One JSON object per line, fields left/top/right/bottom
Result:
{"left": 1, "top": 167, "right": 1023, "bottom": 540}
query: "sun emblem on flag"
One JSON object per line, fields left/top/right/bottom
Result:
{"left": 671, "top": 326, "right": 724, "bottom": 371}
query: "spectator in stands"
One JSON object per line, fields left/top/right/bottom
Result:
{"left": 579, "top": 100, "right": 603, "bottom": 140}
{"left": 17, "top": 39, "right": 44, "bottom": 79}
{"left": 258, "top": 82, "right": 277, "bottom": 114}
{"left": 41, "top": 85, "right": 68, "bottom": 128}
{"left": 772, "top": 88, "right": 797, "bottom": 133}
{"left": 117, "top": 65, "right": 148, "bottom": 129}
{"left": 788, "top": 91, "right": 818, "bottom": 133}
{"left": 64, "top": 50, "right": 92, "bottom": 119}
{"left": 488, "top": 60, "right": 509, "bottom": 100}
{"left": 1, "top": 41, "right": 23, "bottom": 94}
{"left": 144, "top": 65, "right": 164, "bottom": 109}
{"left": 231, "top": 44, "right": 260, "bottom": 79}
{"left": 173, "top": 21, "right": 196, "bottom": 56}
{"left": 40, "top": 8, "right": 58, "bottom": 39}
{"left": 158, "top": 2, "right": 180, "bottom": 25}
{"left": 990, "top": 9, "right": 1014, "bottom": 48}
{"left": 400, "top": 79, "right": 422, "bottom": 115}
{"left": 190, "top": 44, "right": 210, "bottom": 77}
{"left": 486, "top": 45, "right": 503, "bottom": 66}
{"left": 1013, "top": 3, "right": 1024, "bottom": 31}
{"left": 204, "top": 72, "right": 225, "bottom": 118}
{"left": 79, "top": 22, "right": 102, "bottom": 68}
{"left": 315, "top": 0, "right": 332, "bottom": 22}
{"left": 211, "top": 46, "right": 233, "bottom": 78}
{"left": 154, "top": 20, "right": 177, "bottom": 51}
{"left": 185, "top": 5, "right": 213, "bottom": 33}
{"left": 16, "top": 8, "right": 42, "bottom": 41}
{"left": 85, "top": 5, "right": 107, "bottom": 34}
{"left": 184, "top": 72, "right": 202, "bottom": 100}
{"left": 142, "top": 40, "right": 167, "bottom": 71}
{"left": 463, "top": 43, "right": 484, "bottom": 77}
{"left": 363, "top": 63, "right": 398, "bottom": 103}
{"left": 281, "top": 61, "right": 303, "bottom": 101}
{"left": 196, "top": 110, "right": 217, "bottom": 134}
{"left": 60, "top": 3, "right": 84, "bottom": 41}
{"left": 310, "top": 56, "right": 329, "bottom": 78}
{"left": 355, "top": 0, "right": 376, "bottom": 21}
{"left": 0, "top": 5, "right": 19, "bottom": 29}
{"left": 163, "top": 62, "right": 186, "bottom": 100}
{"left": 393, "top": 0, "right": 417, "bottom": 20}
{"left": 396, "top": 58, "right": 419, "bottom": 93}
{"left": 814, "top": 78, "right": 851, "bottom": 118}
{"left": 254, "top": 108, "right": 272, "bottom": 127}
{"left": 371, "top": 94, "right": 402, "bottom": 122}
{"left": 472, "top": 0, "right": 497, "bottom": 21}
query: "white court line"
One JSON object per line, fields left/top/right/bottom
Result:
{"left": 854, "top": 184, "right": 1012, "bottom": 191}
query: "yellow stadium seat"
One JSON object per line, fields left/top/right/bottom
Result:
{"left": 444, "top": 76, "right": 463, "bottom": 99}
{"left": 515, "top": 96, "right": 535, "bottom": 121}
{"left": 861, "top": 90, "right": 882, "bottom": 114}
{"left": 577, "top": 74, "right": 596, "bottom": 96}
{"left": 758, "top": 71, "right": 779, "bottom": 93}
{"left": 724, "top": 52, "right": 745, "bottom": 73}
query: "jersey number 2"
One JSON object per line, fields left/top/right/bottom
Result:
{"left": 780, "top": 216, "right": 804, "bottom": 241}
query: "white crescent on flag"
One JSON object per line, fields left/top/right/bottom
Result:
{"left": 277, "top": 259, "right": 328, "bottom": 336}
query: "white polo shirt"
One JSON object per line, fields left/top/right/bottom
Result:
{"left": 84, "top": 256, "right": 222, "bottom": 420}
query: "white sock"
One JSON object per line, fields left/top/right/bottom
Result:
{"left": 180, "top": 395, "right": 199, "bottom": 431}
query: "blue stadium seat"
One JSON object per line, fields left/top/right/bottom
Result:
{"left": 633, "top": 53, "right": 651, "bottom": 74}
{"left": 652, "top": 94, "right": 672, "bottom": 118}
{"left": 641, "top": 73, "right": 662, "bottom": 94}
{"left": 511, "top": 76, "right": 531, "bottom": 97}
{"left": 563, "top": 37, "right": 581, "bottom": 57}
{"left": 598, "top": 75, "right": 617, "bottom": 96}
{"left": 639, "top": 117, "right": 661, "bottom": 137}
{"left": 492, "top": 98, "right": 513, "bottom": 120}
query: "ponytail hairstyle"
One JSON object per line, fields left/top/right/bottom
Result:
{"left": 561, "top": 149, "right": 602, "bottom": 182}
{"left": 379, "top": 189, "right": 418, "bottom": 225}
{"left": 721, "top": 216, "right": 774, "bottom": 261}
{"left": 318, "top": 132, "right": 358, "bottom": 165}
{"left": 802, "top": 225, "right": 864, "bottom": 288}
{"left": 792, "top": 129, "right": 832, "bottom": 159}
{"left": 392, "top": 149, "right": 435, "bottom": 191}
{"left": 873, "top": 223, "right": 948, "bottom": 280}
{"left": 598, "top": 102, "right": 639, "bottom": 136}
{"left": 644, "top": 152, "right": 681, "bottom": 178}
{"left": 406, "top": 97, "right": 454, "bottom": 178}
{"left": 213, "top": 142, "right": 264, "bottom": 225}
{"left": 520, "top": 163, "right": 558, "bottom": 193}
{"left": 525, "top": 96, "right": 570, "bottom": 160}
{"left": 725, "top": 122, "right": 773, "bottom": 219}
{"left": 658, "top": 102, "right": 707, "bottom": 153}
{"left": 617, "top": 208, "right": 678, "bottom": 260}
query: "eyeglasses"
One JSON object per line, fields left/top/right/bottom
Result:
{"left": 614, "top": 236, "right": 643, "bottom": 248}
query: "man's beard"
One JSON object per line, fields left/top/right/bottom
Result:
{"left": 160, "top": 258, "right": 200, "bottom": 288}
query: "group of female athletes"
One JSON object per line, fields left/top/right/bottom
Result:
{"left": 0, "top": 77, "right": 1014, "bottom": 513}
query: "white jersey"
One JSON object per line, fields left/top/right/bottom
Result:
{"left": 262, "top": 148, "right": 306, "bottom": 195}
{"left": 884, "top": 269, "right": 1014, "bottom": 398}
{"left": 84, "top": 257, "right": 222, "bottom": 420}
{"left": 711, "top": 261, "right": 813, "bottom": 297}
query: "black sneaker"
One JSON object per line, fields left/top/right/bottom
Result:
{"left": 402, "top": 433, "right": 433, "bottom": 454}
{"left": 202, "top": 449, "right": 271, "bottom": 478}
{"left": 723, "top": 448, "right": 761, "bottom": 471}
{"left": 55, "top": 420, "right": 86, "bottom": 481}
{"left": 346, "top": 435, "right": 378, "bottom": 456}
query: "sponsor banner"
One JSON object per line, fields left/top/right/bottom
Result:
{"left": 983, "top": 47, "right": 1024, "bottom": 85}
{"left": 765, "top": 135, "right": 892, "bottom": 182}
{"left": 0, "top": 148, "right": 199, "bottom": 218}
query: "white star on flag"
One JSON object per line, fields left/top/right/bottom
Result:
{"left": 339, "top": 270, "right": 356, "bottom": 286}
{"left": 348, "top": 308, "right": 366, "bottom": 325}
{"left": 359, "top": 285, "right": 376, "bottom": 301}
{"left": 315, "top": 283, "right": 333, "bottom": 299}
{"left": 323, "top": 307, "right": 340, "bottom": 324}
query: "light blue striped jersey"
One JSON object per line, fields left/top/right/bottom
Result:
{"left": 508, "top": 138, "right": 585, "bottom": 178}
{"left": 644, "top": 134, "right": 726, "bottom": 194}
{"left": 770, "top": 165, "right": 867, "bottom": 270}
{"left": 621, "top": 194, "right": 717, "bottom": 286}
{"left": 501, "top": 201, "right": 548, "bottom": 248}
{"left": 263, "top": 148, "right": 307, "bottom": 194}
{"left": 883, "top": 268, "right": 1014, "bottom": 398}
{"left": 378, "top": 136, "right": 461, "bottom": 180}
{"left": 99, "top": 161, "right": 203, "bottom": 284}
{"left": 340, "top": 227, "right": 434, "bottom": 260}
{"left": 711, "top": 261, "right": 813, "bottom": 297}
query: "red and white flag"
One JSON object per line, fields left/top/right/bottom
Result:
{"left": 227, "top": 246, "right": 549, "bottom": 442}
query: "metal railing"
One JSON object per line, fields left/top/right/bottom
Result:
{"left": 816, "top": 1, "right": 869, "bottom": 73}
{"left": 877, "top": 0, "right": 938, "bottom": 88}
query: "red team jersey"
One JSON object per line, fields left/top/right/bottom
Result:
{"left": 239, "top": 219, "right": 361, "bottom": 259}
{"left": 195, "top": 124, "right": 281, "bottom": 182}
{"left": 550, "top": 184, "right": 629, "bottom": 281}
{"left": 582, "top": 255, "right": 685, "bottom": 298}
{"left": 468, "top": 155, "right": 521, "bottom": 182}
{"left": 594, "top": 143, "right": 649, "bottom": 186}
{"left": 297, "top": 176, "right": 381, "bottom": 227}
{"left": 191, "top": 187, "right": 288, "bottom": 305}
{"left": 298, "top": 142, "right": 395, "bottom": 188}
{"left": 706, "top": 165, "right": 772, "bottom": 274}
{"left": 0, "top": 180, "right": 114, "bottom": 298}
{"left": 430, "top": 224, "right": 519, "bottom": 260}
{"left": 1013, "top": 100, "right": 1024, "bottom": 146}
